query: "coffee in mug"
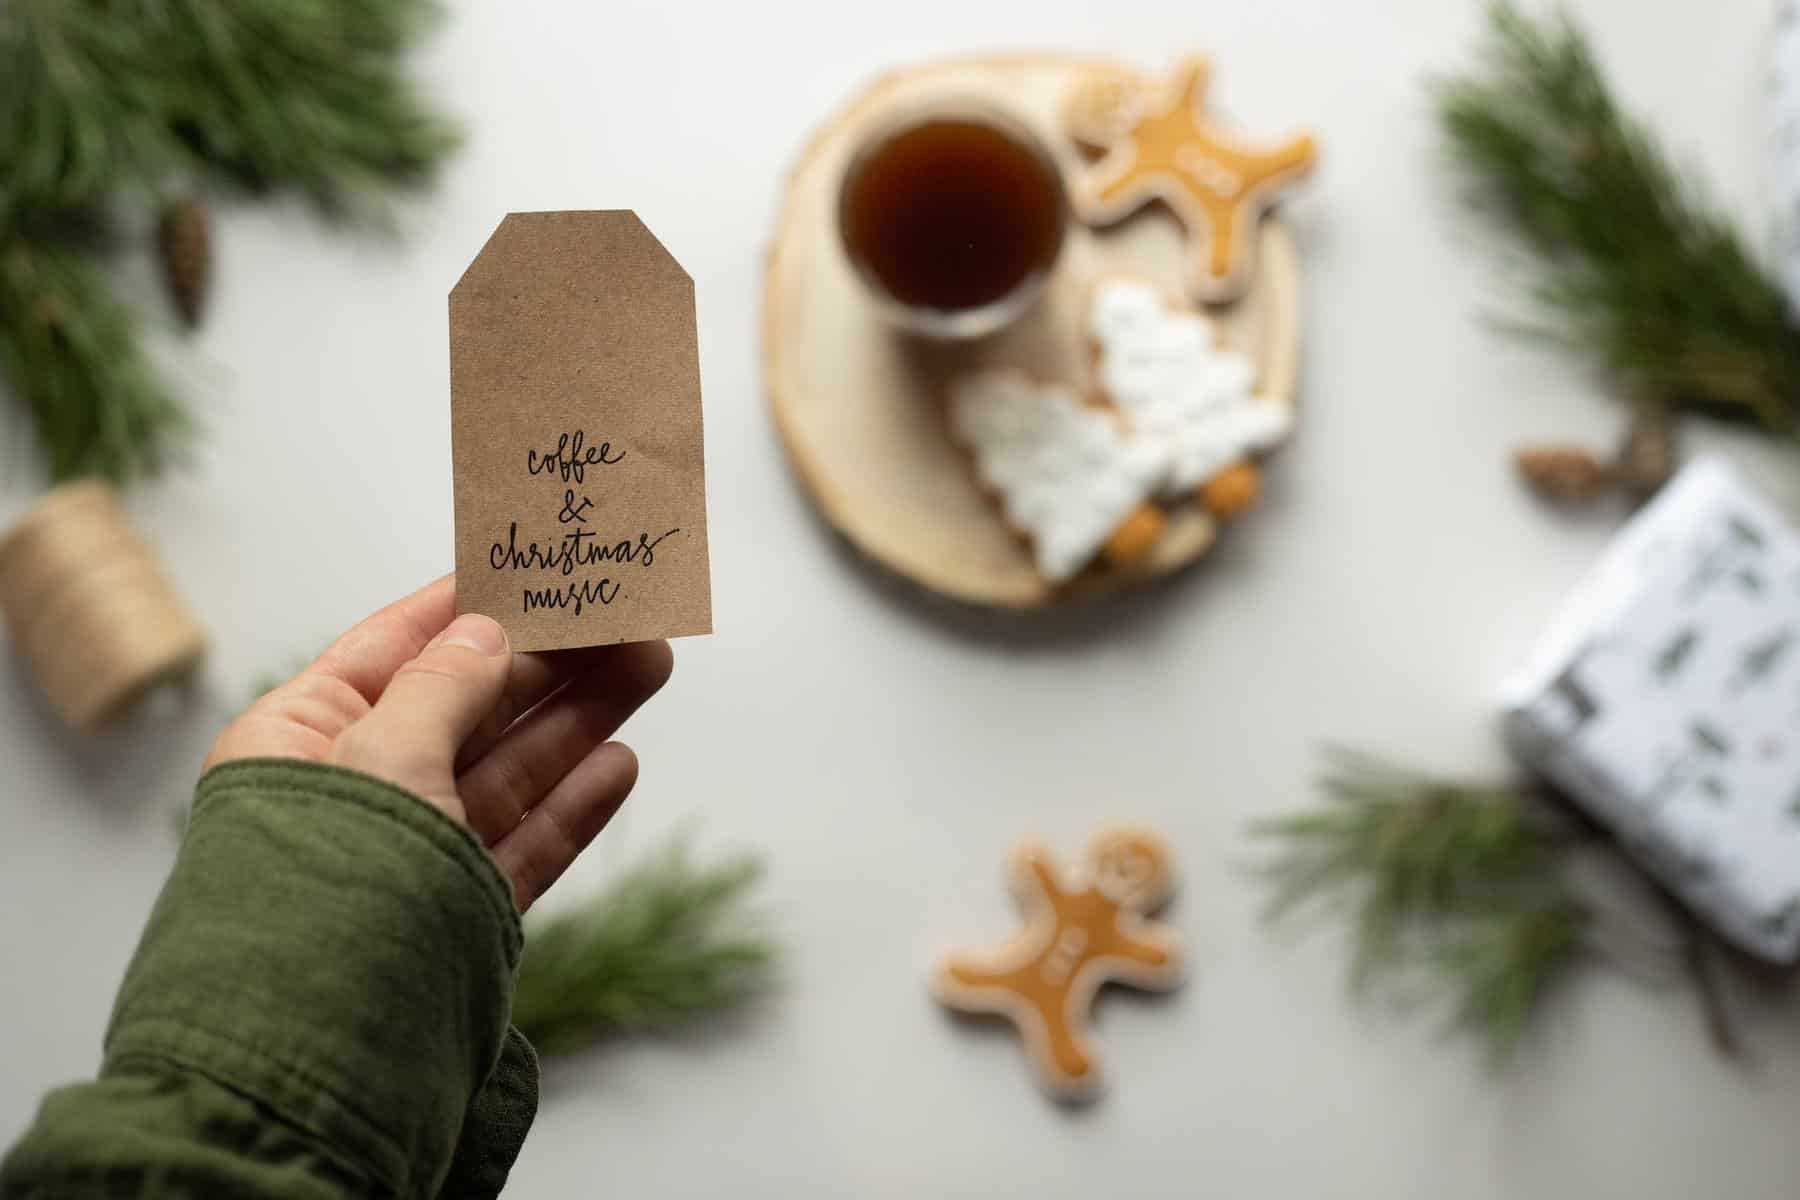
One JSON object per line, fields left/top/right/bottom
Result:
{"left": 838, "top": 107, "right": 1067, "bottom": 339}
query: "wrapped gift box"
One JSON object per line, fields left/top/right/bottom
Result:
{"left": 1501, "top": 457, "right": 1800, "bottom": 963}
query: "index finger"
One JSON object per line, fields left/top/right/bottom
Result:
{"left": 309, "top": 574, "right": 458, "bottom": 704}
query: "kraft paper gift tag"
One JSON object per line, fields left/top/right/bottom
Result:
{"left": 450, "top": 210, "right": 712, "bottom": 651}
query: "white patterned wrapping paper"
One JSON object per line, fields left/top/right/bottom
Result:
{"left": 1501, "top": 458, "right": 1800, "bottom": 962}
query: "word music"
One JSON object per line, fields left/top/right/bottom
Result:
{"left": 523, "top": 577, "right": 620, "bottom": 616}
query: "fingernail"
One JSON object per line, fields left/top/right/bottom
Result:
{"left": 437, "top": 614, "right": 508, "bottom": 657}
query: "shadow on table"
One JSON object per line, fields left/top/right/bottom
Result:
{"left": 779, "top": 446, "right": 1297, "bottom": 655}
{"left": 2, "top": 649, "right": 215, "bottom": 824}
{"left": 930, "top": 983, "right": 1184, "bottom": 1118}
{"left": 532, "top": 996, "right": 778, "bottom": 1101}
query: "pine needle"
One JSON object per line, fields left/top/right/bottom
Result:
{"left": 1436, "top": 2, "right": 1800, "bottom": 434}
{"left": 141, "top": 0, "right": 460, "bottom": 218}
{"left": 1431, "top": 897, "right": 1588, "bottom": 1053}
{"left": 0, "top": 4, "right": 168, "bottom": 225}
{"left": 0, "top": 0, "right": 459, "bottom": 224}
{"left": 512, "top": 842, "right": 776, "bottom": 1057}
{"left": 1254, "top": 749, "right": 1590, "bottom": 1058}
{"left": 0, "top": 237, "right": 190, "bottom": 482}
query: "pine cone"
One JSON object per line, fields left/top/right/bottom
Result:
{"left": 32, "top": 292, "right": 65, "bottom": 335}
{"left": 1613, "top": 402, "right": 1678, "bottom": 503}
{"left": 1514, "top": 446, "right": 1615, "bottom": 505}
{"left": 157, "top": 198, "right": 212, "bottom": 328}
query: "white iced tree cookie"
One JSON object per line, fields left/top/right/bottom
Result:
{"left": 947, "top": 276, "right": 1292, "bottom": 585}
{"left": 1089, "top": 277, "right": 1291, "bottom": 505}
{"left": 948, "top": 370, "right": 1168, "bottom": 584}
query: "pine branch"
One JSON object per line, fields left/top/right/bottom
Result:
{"left": 0, "top": 237, "right": 190, "bottom": 482}
{"left": 512, "top": 842, "right": 776, "bottom": 1057}
{"left": 0, "top": 0, "right": 459, "bottom": 226}
{"left": 1255, "top": 748, "right": 1752, "bottom": 1060}
{"left": 1254, "top": 749, "right": 1592, "bottom": 1058}
{"left": 0, "top": 0, "right": 460, "bottom": 483}
{"left": 143, "top": 0, "right": 460, "bottom": 218}
{"left": 1437, "top": 3, "right": 1800, "bottom": 435}
{"left": 0, "top": 2, "right": 175, "bottom": 224}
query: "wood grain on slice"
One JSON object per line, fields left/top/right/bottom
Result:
{"left": 763, "top": 52, "right": 1301, "bottom": 608}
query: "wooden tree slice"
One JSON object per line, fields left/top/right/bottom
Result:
{"left": 763, "top": 52, "right": 1302, "bottom": 608}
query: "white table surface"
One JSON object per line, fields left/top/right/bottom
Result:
{"left": 6, "top": 1, "right": 1800, "bottom": 1195}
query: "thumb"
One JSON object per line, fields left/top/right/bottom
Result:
{"left": 355, "top": 613, "right": 513, "bottom": 770}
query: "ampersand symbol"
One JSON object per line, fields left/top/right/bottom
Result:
{"left": 558, "top": 489, "right": 594, "bottom": 525}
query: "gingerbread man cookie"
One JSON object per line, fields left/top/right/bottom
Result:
{"left": 1089, "top": 277, "right": 1292, "bottom": 507}
{"left": 947, "top": 370, "right": 1168, "bottom": 583}
{"left": 1067, "top": 57, "right": 1317, "bottom": 301}
{"left": 932, "top": 829, "right": 1182, "bottom": 1100}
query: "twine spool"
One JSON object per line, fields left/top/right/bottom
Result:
{"left": 0, "top": 482, "right": 206, "bottom": 731}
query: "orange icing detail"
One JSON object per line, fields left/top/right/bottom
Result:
{"left": 1101, "top": 503, "right": 1167, "bottom": 567}
{"left": 1199, "top": 461, "right": 1261, "bottom": 517}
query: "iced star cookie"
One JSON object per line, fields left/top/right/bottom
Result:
{"left": 948, "top": 370, "right": 1168, "bottom": 584}
{"left": 1066, "top": 57, "right": 1316, "bottom": 301}
{"left": 1089, "top": 277, "right": 1292, "bottom": 509}
{"left": 932, "top": 829, "right": 1182, "bottom": 1101}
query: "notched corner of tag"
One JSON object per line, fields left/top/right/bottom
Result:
{"left": 451, "top": 210, "right": 693, "bottom": 301}
{"left": 450, "top": 212, "right": 568, "bottom": 300}
{"left": 449, "top": 213, "right": 521, "bottom": 299}
{"left": 612, "top": 210, "right": 694, "bottom": 287}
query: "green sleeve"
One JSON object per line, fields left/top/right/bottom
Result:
{"left": 1, "top": 759, "right": 540, "bottom": 1199}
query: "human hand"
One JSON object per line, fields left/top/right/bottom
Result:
{"left": 205, "top": 575, "right": 672, "bottom": 910}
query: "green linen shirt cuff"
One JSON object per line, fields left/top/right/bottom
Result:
{"left": 102, "top": 759, "right": 526, "bottom": 1197}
